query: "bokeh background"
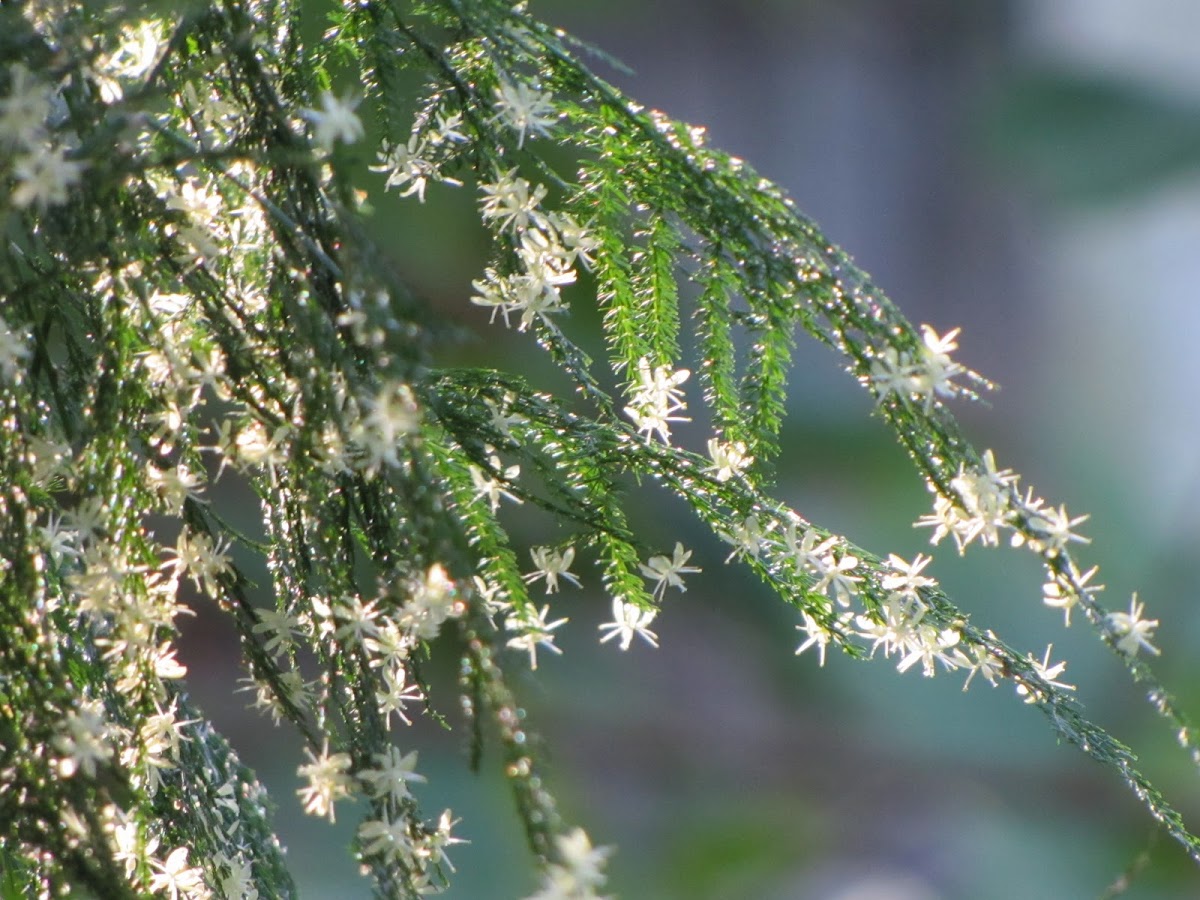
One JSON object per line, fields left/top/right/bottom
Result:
{"left": 178, "top": 1, "right": 1200, "bottom": 896}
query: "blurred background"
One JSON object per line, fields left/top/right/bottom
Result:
{"left": 178, "top": 1, "right": 1200, "bottom": 896}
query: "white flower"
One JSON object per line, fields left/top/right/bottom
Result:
{"left": 146, "top": 463, "right": 206, "bottom": 514}
{"left": 470, "top": 455, "right": 522, "bottom": 512}
{"left": 371, "top": 134, "right": 461, "bottom": 201}
{"left": 545, "top": 211, "right": 600, "bottom": 270}
{"left": 917, "top": 451, "right": 1016, "bottom": 554}
{"left": 915, "top": 493, "right": 961, "bottom": 550}
{"left": 506, "top": 604, "right": 567, "bottom": 670}
{"left": 216, "top": 854, "right": 258, "bottom": 900}
{"left": 484, "top": 395, "right": 526, "bottom": 441}
{"left": 359, "top": 814, "right": 416, "bottom": 865}
{"left": 470, "top": 268, "right": 569, "bottom": 332}
{"left": 139, "top": 697, "right": 198, "bottom": 767}
{"left": 296, "top": 743, "right": 354, "bottom": 822}
{"left": 720, "top": 514, "right": 765, "bottom": 563}
{"left": 240, "top": 671, "right": 310, "bottom": 725}
{"left": 147, "top": 847, "right": 207, "bottom": 900}
{"left": 333, "top": 594, "right": 383, "bottom": 643}
{"left": 555, "top": 827, "right": 611, "bottom": 884}
{"left": 1042, "top": 563, "right": 1102, "bottom": 627}
{"left": 1019, "top": 503, "right": 1090, "bottom": 557}
{"left": 869, "top": 346, "right": 915, "bottom": 398}
{"left": 359, "top": 746, "right": 427, "bottom": 804}
{"left": 523, "top": 546, "right": 581, "bottom": 594}
{"left": 110, "top": 811, "right": 148, "bottom": 879}
{"left": 780, "top": 521, "right": 837, "bottom": 575}
{"left": 706, "top": 438, "right": 751, "bottom": 482}
{"left": 795, "top": 611, "right": 840, "bottom": 667}
{"left": 869, "top": 324, "right": 969, "bottom": 411}
{"left": 215, "top": 417, "right": 290, "bottom": 477}
{"left": 363, "top": 620, "right": 414, "bottom": 667}
{"left": 639, "top": 543, "right": 700, "bottom": 601}
{"left": 493, "top": 78, "right": 557, "bottom": 148}
{"left": 1016, "top": 644, "right": 1076, "bottom": 704}
{"left": 598, "top": 598, "right": 659, "bottom": 650}
{"left": 54, "top": 700, "right": 112, "bottom": 778}
{"left": 895, "top": 623, "right": 961, "bottom": 677}
{"left": 0, "top": 64, "right": 50, "bottom": 148}
{"left": 372, "top": 136, "right": 434, "bottom": 200}
{"left": 40, "top": 512, "right": 80, "bottom": 564}
{"left": 101, "top": 20, "right": 164, "bottom": 87}
{"left": 414, "top": 809, "right": 466, "bottom": 873}
{"left": 518, "top": 228, "right": 578, "bottom": 290}
{"left": 70, "top": 540, "right": 146, "bottom": 617}
{"left": 164, "top": 176, "right": 223, "bottom": 260}
{"left": 375, "top": 665, "right": 424, "bottom": 727}
{"left": 251, "top": 606, "right": 303, "bottom": 656}
{"left": 525, "top": 828, "right": 612, "bottom": 900}
{"left": 912, "top": 324, "right": 966, "bottom": 407}
{"left": 480, "top": 169, "right": 548, "bottom": 233}
{"left": 811, "top": 550, "right": 862, "bottom": 606}
{"left": 11, "top": 145, "right": 84, "bottom": 209}
{"left": 960, "top": 639, "right": 1004, "bottom": 691}
{"left": 470, "top": 268, "right": 516, "bottom": 328}
{"left": 1107, "top": 594, "right": 1160, "bottom": 658}
{"left": 164, "top": 527, "right": 231, "bottom": 597}
{"left": 432, "top": 110, "right": 468, "bottom": 145}
{"left": 395, "top": 563, "right": 461, "bottom": 641}
{"left": 855, "top": 593, "right": 923, "bottom": 661}
{"left": 468, "top": 224, "right": 581, "bottom": 334}
{"left": 351, "top": 381, "right": 420, "bottom": 476}
{"left": 882, "top": 553, "right": 937, "bottom": 596}
{"left": 151, "top": 642, "right": 188, "bottom": 681}
{"left": 472, "top": 575, "right": 512, "bottom": 626}
{"left": 301, "top": 91, "right": 364, "bottom": 150}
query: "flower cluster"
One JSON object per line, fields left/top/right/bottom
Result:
{"left": 913, "top": 447, "right": 1114, "bottom": 634}
{"left": 916, "top": 449, "right": 1019, "bottom": 553}
{"left": 524, "top": 828, "right": 613, "bottom": 900}
{"left": 2, "top": 63, "right": 84, "bottom": 208}
{"left": 711, "top": 509, "right": 1069, "bottom": 702}
{"left": 91, "top": 18, "right": 164, "bottom": 102}
{"left": 372, "top": 105, "right": 467, "bottom": 202}
{"left": 484, "top": 539, "right": 702, "bottom": 670}
{"left": 623, "top": 358, "right": 691, "bottom": 443}
{"left": 864, "top": 327, "right": 1137, "bottom": 715}
{"left": 157, "top": 170, "right": 271, "bottom": 269}
{"left": 350, "top": 380, "right": 423, "bottom": 477}
{"left": 303, "top": 742, "right": 465, "bottom": 893}
{"left": 854, "top": 556, "right": 963, "bottom": 679}
{"left": 869, "top": 324, "right": 979, "bottom": 411}
{"left": 471, "top": 168, "right": 597, "bottom": 332}
{"left": 267, "top": 565, "right": 466, "bottom": 880}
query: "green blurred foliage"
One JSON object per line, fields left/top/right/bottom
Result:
{"left": 984, "top": 68, "right": 1200, "bottom": 205}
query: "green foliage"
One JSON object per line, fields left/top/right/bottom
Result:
{"left": 986, "top": 68, "right": 1200, "bottom": 204}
